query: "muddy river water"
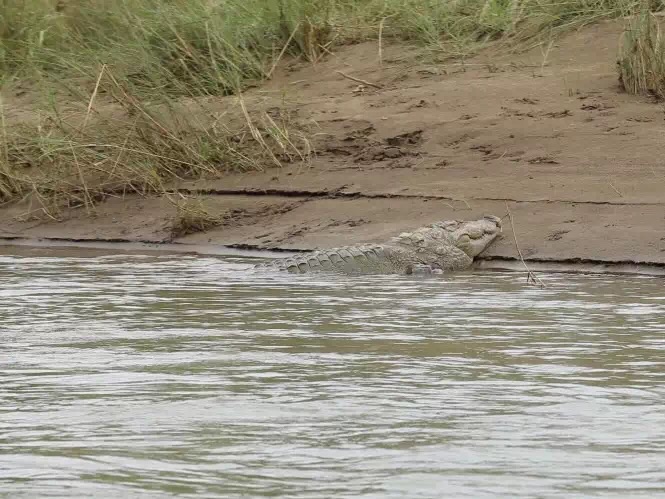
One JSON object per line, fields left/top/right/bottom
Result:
{"left": 2, "top": 251, "right": 665, "bottom": 498}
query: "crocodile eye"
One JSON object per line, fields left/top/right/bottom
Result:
{"left": 457, "top": 234, "right": 471, "bottom": 247}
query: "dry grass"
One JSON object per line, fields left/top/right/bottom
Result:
{"left": 618, "top": 10, "right": 665, "bottom": 99}
{"left": 168, "top": 194, "right": 226, "bottom": 239}
{"left": 0, "top": 68, "right": 313, "bottom": 216}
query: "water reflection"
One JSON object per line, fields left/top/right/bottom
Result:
{"left": 1, "top": 253, "right": 665, "bottom": 497}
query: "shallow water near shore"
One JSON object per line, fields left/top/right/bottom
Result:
{"left": 2, "top": 252, "right": 665, "bottom": 498}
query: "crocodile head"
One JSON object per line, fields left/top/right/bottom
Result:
{"left": 438, "top": 215, "right": 502, "bottom": 258}
{"left": 395, "top": 215, "right": 502, "bottom": 259}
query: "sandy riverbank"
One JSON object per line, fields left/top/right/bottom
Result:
{"left": 1, "top": 20, "right": 663, "bottom": 269}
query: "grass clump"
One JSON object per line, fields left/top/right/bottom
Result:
{"left": 618, "top": 8, "right": 665, "bottom": 99}
{"left": 169, "top": 195, "right": 226, "bottom": 239}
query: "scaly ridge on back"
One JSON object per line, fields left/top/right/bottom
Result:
{"left": 257, "top": 244, "right": 392, "bottom": 274}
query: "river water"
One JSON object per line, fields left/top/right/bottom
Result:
{"left": 2, "top": 251, "right": 665, "bottom": 498}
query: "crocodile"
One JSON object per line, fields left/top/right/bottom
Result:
{"left": 256, "top": 215, "right": 502, "bottom": 275}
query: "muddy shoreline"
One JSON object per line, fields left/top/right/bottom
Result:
{"left": 2, "top": 236, "right": 664, "bottom": 277}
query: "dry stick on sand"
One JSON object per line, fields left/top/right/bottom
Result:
{"left": 378, "top": 17, "right": 387, "bottom": 66}
{"left": 504, "top": 202, "right": 546, "bottom": 288}
{"left": 335, "top": 71, "right": 383, "bottom": 89}
{"left": 608, "top": 181, "right": 623, "bottom": 197}
{"left": 377, "top": 14, "right": 396, "bottom": 67}
{"left": 266, "top": 22, "right": 301, "bottom": 79}
{"left": 313, "top": 34, "right": 340, "bottom": 65}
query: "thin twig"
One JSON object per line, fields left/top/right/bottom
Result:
{"left": 539, "top": 40, "right": 554, "bottom": 75}
{"left": 263, "top": 112, "right": 305, "bottom": 161}
{"left": 335, "top": 70, "right": 383, "bottom": 89}
{"left": 205, "top": 21, "right": 217, "bottom": 76}
{"left": 378, "top": 17, "right": 387, "bottom": 66}
{"left": 504, "top": 202, "right": 545, "bottom": 288}
{"left": 16, "top": 206, "right": 59, "bottom": 221}
{"left": 82, "top": 63, "right": 105, "bottom": 131}
{"left": 0, "top": 93, "right": 8, "bottom": 166}
{"left": 459, "top": 198, "right": 471, "bottom": 210}
{"left": 317, "top": 43, "right": 342, "bottom": 62}
{"left": 31, "top": 186, "right": 61, "bottom": 221}
{"left": 43, "top": 143, "right": 201, "bottom": 168}
{"left": 608, "top": 181, "right": 623, "bottom": 197}
{"left": 107, "top": 117, "right": 137, "bottom": 182}
{"left": 313, "top": 34, "right": 339, "bottom": 65}
{"left": 70, "top": 142, "right": 95, "bottom": 214}
{"left": 236, "top": 93, "right": 278, "bottom": 169}
{"left": 267, "top": 21, "right": 300, "bottom": 79}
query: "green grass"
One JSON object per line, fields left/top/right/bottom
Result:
{"left": 1, "top": 0, "right": 330, "bottom": 96}
{"left": 1, "top": 0, "right": 643, "bottom": 93}
{"left": 0, "top": 0, "right": 651, "bottom": 217}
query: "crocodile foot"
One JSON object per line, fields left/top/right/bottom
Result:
{"left": 406, "top": 264, "right": 444, "bottom": 275}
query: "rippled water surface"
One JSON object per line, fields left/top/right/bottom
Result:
{"left": 2, "top": 251, "right": 665, "bottom": 498}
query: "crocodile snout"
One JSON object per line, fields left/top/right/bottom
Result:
{"left": 483, "top": 215, "right": 502, "bottom": 231}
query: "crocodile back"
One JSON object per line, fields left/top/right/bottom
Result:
{"left": 256, "top": 244, "right": 396, "bottom": 274}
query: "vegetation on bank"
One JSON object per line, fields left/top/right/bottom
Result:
{"left": 1, "top": 0, "right": 643, "bottom": 83}
{"left": 618, "top": 9, "right": 665, "bottom": 99}
{"left": 0, "top": 0, "right": 660, "bottom": 222}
